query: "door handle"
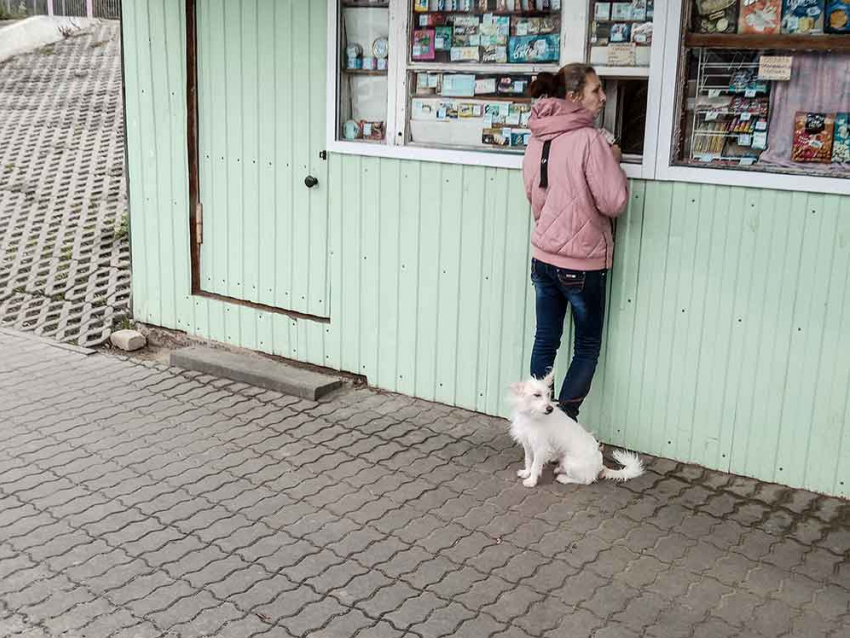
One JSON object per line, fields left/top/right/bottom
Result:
{"left": 304, "top": 175, "right": 319, "bottom": 188}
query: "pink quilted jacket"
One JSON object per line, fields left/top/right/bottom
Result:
{"left": 522, "top": 98, "right": 629, "bottom": 271}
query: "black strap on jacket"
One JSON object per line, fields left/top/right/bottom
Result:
{"left": 539, "top": 140, "right": 552, "bottom": 189}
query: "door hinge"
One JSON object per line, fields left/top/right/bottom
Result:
{"left": 195, "top": 202, "right": 204, "bottom": 245}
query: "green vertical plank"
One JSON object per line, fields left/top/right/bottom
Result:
{"left": 290, "top": 0, "right": 311, "bottom": 314}
{"left": 720, "top": 188, "right": 762, "bottom": 476}
{"left": 628, "top": 182, "right": 673, "bottom": 453}
{"left": 240, "top": 305, "right": 257, "bottom": 352}
{"left": 482, "top": 172, "right": 510, "bottom": 416}
{"left": 663, "top": 182, "right": 704, "bottom": 460}
{"left": 679, "top": 184, "right": 721, "bottom": 462}
{"left": 729, "top": 188, "right": 776, "bottom": 476}
{"left": 241, "top": 0, "right": 261, "bottom": 305}
{"left": 376, "top": 159, "right": 402, "bottom": 391}
{"left": 150, "top": 0, "right": 177, "bottom": 328}
{"left": 122, "top": 3, "right": 149, "bottom": 322}
{"left": 474, "top": 169, "right": 499, "bottom": 413}
{"left": 256, "top": 309, "right": 273, "bottom": 355}
{"left": 138, "top": 0, "right": 162, "bottom": 324}
{"left": 340, "top": 157, "right": 362, "bottom": 375}
{"left": 207, "top": 0, "right": 230, "bottom": 296}
{"left": 455, "top": 167, "right": 487, "bottom": 410}
{"left": 272, "top": 313, "right": 293, "bottom": 360}
{"left": 435, "top": 165, "right": 464, "bottom": 406}
{"left": 804, "top": 195, "right": 848, "bottom": 493}
{"left": 396, "top": 162, "right": 421, "bottom": 396}
{"left": 192, "top": 297, "right": 210, "bottom": 340}
{"left": 325, "top": 155, "right": 344, "bottom": 369}
{"left": 308, "top": 0, "right": 330, "bottom": 318}
{"left": 598, "top": 180, "right": 645, "bottom": 446}
{"left": 776, "top": 194, "right": 831, "bottom": 487}
{"left": 168, "top": 0, "right": 193, "bottom": 329}
{"left": 415, "top": 162, "right": 442, "bottom": 401}
{"left": 768, "top": 191, "right": 816, "bottom": 484}
{"left": 688, "top": 186, "right": 731, "bottom": 470}
{"left": 359, "top": 156, "right": 382, "bottom": 381}
{"left": 256, "top": 0, "right": 276, "bottom": 308}
{"left": 274, "top": 0, "right": 294, "bottom": 309}
{"left": 497, "top": 175, "right": 532, "bottom": 407}
{"left": 224, "top": 0, "right": 244, "bottom": 301}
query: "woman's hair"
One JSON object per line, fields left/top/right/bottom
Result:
{"left": 528, "top": 63, "right": 596, "bottom": 100}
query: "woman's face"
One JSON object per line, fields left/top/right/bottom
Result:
{"left": 570, "top": 72, "right": 606, "bottom": 118}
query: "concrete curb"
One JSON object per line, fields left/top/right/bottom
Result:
{"left": 0, "top": 16, "right": 100, "bottom": 64}
{"left": 0, "top": 327, "right": 96, "bottom": 355}
{"left": 170, "top": 346, "right": 343, "bottom": 401}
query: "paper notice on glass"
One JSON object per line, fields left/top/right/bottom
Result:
{"left": 475, "top": 78, "right": 498, "bottom": 94}
{"left": 607, "top": 43, "right": 637, "bottom": 66}
{"left": 758, "top": 56, "right": 792, "bottom": 81}
{"left": 441, "top": 74, "right": 477, "bottom": 97}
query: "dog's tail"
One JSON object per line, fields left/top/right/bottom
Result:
{"left": 601, "top": 449, "right": 644, "bottom": 482}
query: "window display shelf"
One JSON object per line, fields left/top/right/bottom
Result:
{"left": 343, "top": 69, "right": 390, "bottom": 75}
{"left": 343, "top": 1, "right": 390, "bottom": 7}
{"left": 685, "top": 33, "right": 850, "bottom": 51}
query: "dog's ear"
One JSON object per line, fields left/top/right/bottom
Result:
{"left": 509, "top": 382, "right": 525, "bottom": 395}
{"left": 542, "top": 369, "right": 556, "bottom": 388}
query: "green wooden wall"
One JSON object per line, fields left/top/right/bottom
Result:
{"left": 122, "top": 0, "right": 850, "bottom": 496}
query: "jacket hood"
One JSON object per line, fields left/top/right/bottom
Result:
{"left": 528, "top": 98, "right": 596, "bottom": 141}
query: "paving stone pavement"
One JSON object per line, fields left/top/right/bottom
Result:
{"left": 0, "top": 22, "right": 128, "bottom": 347}
{"left": 1, "top": 328, "right": 848, "bottom": 638}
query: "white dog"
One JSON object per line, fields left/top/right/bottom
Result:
{"left": 508, "top": 373, "right": 644, "bottom": 488}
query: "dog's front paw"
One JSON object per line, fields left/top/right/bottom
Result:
{"left": 517, "top": 469, "right": 531, "bottom": 479}
{"left": 522, "top": 476, "right": 538, "bottom": 488}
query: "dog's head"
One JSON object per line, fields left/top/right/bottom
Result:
{"left": 509, "top": 372, "right": 557, "bottom": 418}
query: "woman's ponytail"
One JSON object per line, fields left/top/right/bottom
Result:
{"left": 528, "top": 72, "right": 566, "bottom": 99}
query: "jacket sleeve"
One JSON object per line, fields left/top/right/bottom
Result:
{"left": 584, "top": 132, "right": 629, "bottom": 218}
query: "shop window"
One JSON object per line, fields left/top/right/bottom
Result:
{"left": 336, "top": 1, "right": 391, "bottom": 144}
{"left": 330, "top": 0, "right": 661, "bottom": 173}
{"left": 673, "top": 0, "right": 850, "bottom": 176}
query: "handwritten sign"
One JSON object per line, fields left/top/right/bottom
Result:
{"left": 758, "top": 56, "right": 793, "bottom": 81}
{"left": 607, "top": 43, "right": 637, "bottom": 67}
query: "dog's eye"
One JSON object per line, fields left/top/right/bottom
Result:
{"left": 534, "top": 393, "right": 542, "bottom": 398}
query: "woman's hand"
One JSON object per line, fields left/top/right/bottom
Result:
{"left": 610, "top": 144, "right": 622, "bottom": 163}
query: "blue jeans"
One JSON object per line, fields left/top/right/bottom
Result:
{"left": 530, "top": 258, "right": 607, "bottom": 420}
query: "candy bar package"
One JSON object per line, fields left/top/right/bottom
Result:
{"left": 693, "top": 0, "right": 740, "bottom": 32}
{"left": 739, "top": 0, "right": 782, "bottom": 32}
{"left": 825, "top": 0, "right": 850, "bottom": 31}
{"left": 781, "top": 0, "right": 825, "bottom": 32}
{"left": 791, "top": 112, "right": 834, "bottom": 163}
{"left": 833, "top": 113, "right": 850, "bottom": 163}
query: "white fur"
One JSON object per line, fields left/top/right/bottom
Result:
{"left": 508, "top": 373, "right": 644, "bottom": 488}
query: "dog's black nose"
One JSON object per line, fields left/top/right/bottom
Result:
{"left": 545, "top": 406, "right": 554, "bottom": 414}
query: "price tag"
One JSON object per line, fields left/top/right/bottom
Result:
{"left": 755, "top": 120, "right": 767, "bottom": 131}
{"left": 708, "top": 89, "right": 721, "bottom": 98}
{"left": 740, "top": 113, "right": 752, "bottom": 121}
{"left": 739, "top": 157, "right": 756, "bottom": 166}
{"left": 738, "top": 134, "right": 752, "bottom": 146}
{"left": 705, "top": 111, "right": 719, "bottom": 121}
{"left": 698, "top": 154, "right": 715, "bottom": 163}
{"left": 744, "top": 89, "right": 757, "bottom": 98}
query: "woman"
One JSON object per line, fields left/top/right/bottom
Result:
{"left": 522, "top": 63, "right": 629, "bottom": 421}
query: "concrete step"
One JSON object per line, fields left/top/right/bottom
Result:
{"left": 170, "top": 346, "right": 342, "bottom": 401}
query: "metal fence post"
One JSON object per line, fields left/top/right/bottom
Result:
{"left": 86, "top": 0, "right": 92, "bottom": 17}
{"left": 47, "top": 0, "right": 54, "bottom": 16}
